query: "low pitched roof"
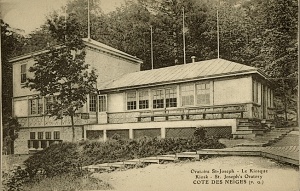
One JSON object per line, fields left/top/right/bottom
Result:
{"left": 82, "top": 38, "right": 142, "bottom": 64}
{"left": 99, "top": 58, "right": 264, "bottom": 91}
{"left": 9, "top": 38, "right": 142, "bottom": 64}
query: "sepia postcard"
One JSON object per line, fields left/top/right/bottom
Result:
{"left": 1, "top": 0, "right": 299, "bottom": 190}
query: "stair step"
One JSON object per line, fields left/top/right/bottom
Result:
{"left": 140, "top": 157, "right": 160, "bottom": 164}
{"left": 176, "top": 152, "right": 199, "bottom": 160}
{"left": 233, "top": 134, "right": 256, "bottom": 139}
{"left": 157, "top": 155, "right": 177, "bottom": 161}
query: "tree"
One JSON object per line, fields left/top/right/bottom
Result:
{"left": 2, "top": 116, "right": 21, "bottom": 155}
{"left": 1, "top": 19, "right": 23, "bottom": 154}
{"left": 24, "top": 14, "right": 98, "bottom": 141}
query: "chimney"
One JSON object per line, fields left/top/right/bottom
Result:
{"left": 191, "top": 56, "right": 196, "bottom": 63}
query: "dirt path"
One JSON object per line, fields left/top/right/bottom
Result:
{"left": 93, "top": 156, "right": 299, "bottom": 191}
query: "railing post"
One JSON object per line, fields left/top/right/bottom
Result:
{"left": 103, "top": 129, "right": 107, "bottom": 141}
{"left": 161, "top": 127, "right": 166, "bottom": 139}
{"left": 129, "top": 129, "right": 133, "bottom": 139}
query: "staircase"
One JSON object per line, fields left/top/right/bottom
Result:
{"left": 233, "top": 118, "right": 267, "bottom": 139}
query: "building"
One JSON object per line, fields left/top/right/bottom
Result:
{"left": 11, "top": 39, "right": 275, "bottom": 154}
{"left": 86, "top": 58, "right": 275, "bottom": 141}
{"left": 11, "top": 38, "right": 142, "bottom": 154}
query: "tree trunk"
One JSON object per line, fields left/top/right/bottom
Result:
{"left": 71, "top": 114, "right": 75, "bottom": 142}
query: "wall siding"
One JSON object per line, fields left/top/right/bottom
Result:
{"left": 214, "top": 77, "right": 252, "bottom": 105}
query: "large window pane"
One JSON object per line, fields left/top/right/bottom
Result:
{"left": 89, "top": 95, "right": 97, "bottom": 112}
{"left": 127, "top": 92, "right": 137, "bottom": 110}
{"left": 139, "top": 90, "right": 149, "bottom": 109}
{"left": 29, "top": 98, "right": 43, "bottom": 115}
{"left": 21, "top": 64, "right": 27, "bottom": 83}
{"left": 54, "top": 131, "right": 60, "bottom": 139}
{"left": 196, "top": 82, "right": 210, "bottom": 105}
{"left": 38, "top": 132, "right": 44, "bottom": 139}
{"left": 181, "top": 84, "right": 194, "bottom": 106}
{"left": 30, "top": 132, "right": 36, "bottom": 139}
{"left": 99, "top": 95, "right": 107, "bottom": 112}
{"left": 166, "top": 88, "right": 177, "bottom": 108}
{"left": 153, "top": 89, "right": 164, "bottom": 108}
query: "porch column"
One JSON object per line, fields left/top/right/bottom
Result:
{"left": 129, "top": 129, "right": 133, "bottom": 139}
{"left": 38, "top": 140, "right": 42, "bottom": 149}
{"left": 83, "top": 126, "right": 87, "bottom": 140}
{"left": 103, "top": 129, "right": 107, "bottom": 141}
{"left": 247, "top": 103, "right": 253, "bottom": 118}
{"left": 161, "top": 127, "right": 166, "bottom": 139}
{"left": 29, "top": 140, "right": 33, "bottom": 148}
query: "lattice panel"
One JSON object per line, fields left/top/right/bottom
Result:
{"left": 252, "top": 106, "right": 261, "bottom": 118}
{"left": 223, "top": 113, "right": 242, "bottom": 119}
{"left": 133, "top": 128, "right": 160, "bottom": 138}
{"left": 107, "top": 129, "right": 129, "bottom": 139}
{"left": 204, "top": 127, "right": 232, "bottom": 138}
{"left": 18, "top": 118, "right": 28, "bottom": 127}
{"left": 86, "top": 130, "right": 103, "bottom": 140}
{"left": 28, "top": 116, "right": 44, "bottom": 127}
{"left": 165, "top": 128, "right": 195, "bottom": 138}
{"left": 44, "top": 116, "right": 61, "bottom": 126}
{"left": 188, "top": 115, "right": 204, "bottom": 120}
{"left": 108, "top": 112, "right": 140, "bottom": 124}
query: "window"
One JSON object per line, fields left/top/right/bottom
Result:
{"left": 45, "top": 96, "right": 57, "bottom": 113}
{"left": 45, "top": 132, "right": 51, "bottom": 139}
{"left": 30, "top": 132, "right": 36, "bottom": 139}
{"left": 181, "top": 84, "right": 194, "bottom": 106}
{"left": 21, "top": 64, "right": 27, "bottom": 83}
{"left": 38, "top": 132, "right": 44, "bottom": 139}
{"left": 54, "top": 131, "right": 60, "bottom": 139}
{"left": 29, "top": 98, "right": 43, "bottom": 115}
{"left": 165, "top": 88, "right": 177, "bottom": 108}
{"left": 99, "top": 95, "right": 107, "bottom": 112}
{"left": 139, "top": 90, "right": 149, "bottom": 109}
{"left": 127, "top": 92, "right": 137, "bottom": 110}
{"left": 152, "top": 89, "right": 164, "bottom": 109}
{"left": 253, "top": 80, "right": 258, "bottom": 103}
{"left": 89, "top": 95, "right": 97, "bottom": 112}
{"left": 196, "top": 82, "right": 210, "bottom": 105}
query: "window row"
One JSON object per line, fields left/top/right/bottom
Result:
{"left": 30, "top": 131, "right": 60, "bottom": 140}
{"left": 252, "top": 80, "right": 273, "bottom": 107}
{"left": 29, "top": 96, "right": 57, "bottom": 115}
{"left": 89, "top": 95, "right": 107, "bottom": 112}
{"left": 126, "top": 82, "right": 210, "bottom": 110}
{"left": 28, "top": 95, "right": 107, "bottom": 115}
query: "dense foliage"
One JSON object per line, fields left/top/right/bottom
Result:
{"left": 24, "top": 133, "right": 224, "bottom": 179}
{"left": 1, "top": 20, "right": 22, "bottom": 154}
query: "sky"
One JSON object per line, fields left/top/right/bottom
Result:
{"left": 1, "top": 0, "right": 125, "bottom": 34}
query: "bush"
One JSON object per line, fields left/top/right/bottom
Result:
{"left": 24, "top": 142, "right": 81, "bottom": 179}
{"left": 22, "top": 131, "right": 226, "bottom": 186}
{"left": 21, "top": 172, "right": 112, "bottom": 191}
{"left": 2, "top": 166, "right": 30, "bottom": 191}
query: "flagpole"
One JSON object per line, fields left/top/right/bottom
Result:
{"left": 150, "top": 26, "right": 154, "bottom": 70}
{"left": 217, "top": 0, "right": 220, "bottom": 59}
{"left": 88, "top": 0, "right": 91, "bottom": 39}
{"left": 183, "top": 7, "right": 186, "bottom": 64}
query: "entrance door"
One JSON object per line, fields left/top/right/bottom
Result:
{"left": 98, "top": 95, "right": 108, "bottom": 124}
